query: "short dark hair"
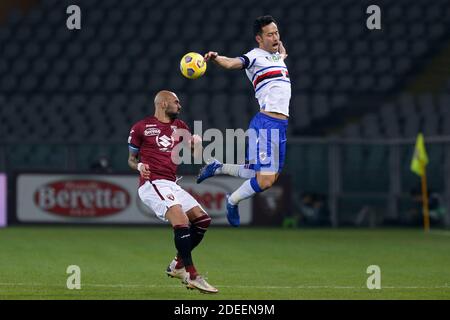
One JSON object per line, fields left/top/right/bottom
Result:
{"left": 253, "top": 15, "right": 277, "bottom": 36}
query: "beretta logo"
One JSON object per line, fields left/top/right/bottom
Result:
{"left": 34, "top": 180, "right": 130, "bottom": 217}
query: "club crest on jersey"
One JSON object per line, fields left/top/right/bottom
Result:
{"left": 166, "top": 194, "right": 175, "bottom": 201}
{"left": 259, "top": 151, "right": 267, "bottom": 161}
{"left": 144, "top": 127, "right": 161, "bottom": 136}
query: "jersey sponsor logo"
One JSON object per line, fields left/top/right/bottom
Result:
{"left": 34, "top": 180, "right": 131, "bottom": 217}
{"left": 144, "top": 127, "right": 161, "bottom": 136}
{"left": 156, "top": 134, "right": 175, "bottom": 150}
{"left": 265, "top": 54, "right": 282, "bottom": 62}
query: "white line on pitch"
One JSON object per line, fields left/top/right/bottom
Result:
{"left": 1, "top": 283, "right": 449, "bottom": 290}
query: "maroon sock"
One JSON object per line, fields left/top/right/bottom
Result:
{"left": 175, "top": 254, "right": 184, "bottom": 269}
{"left": 185, "top": 265, "right": 198, "bottom": 280}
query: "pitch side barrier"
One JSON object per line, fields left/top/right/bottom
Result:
{"left": 9, "top": 171, "right": 290, "bottom": 226}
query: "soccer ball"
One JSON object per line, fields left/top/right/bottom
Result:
{"left": 180, "top": 52, "right": 207, "bottom": 79}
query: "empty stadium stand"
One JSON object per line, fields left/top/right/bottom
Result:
{"left": 0, "top": 0, "right": 449, "bottom": 143}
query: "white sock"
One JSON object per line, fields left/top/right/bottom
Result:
{"left": 229, "top": 179, "right": 256, "bottom": 205}
{"left": 216, "top": 164, "right": 256, "bottom": 179}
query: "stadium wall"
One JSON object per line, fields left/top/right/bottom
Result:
{"left": 11, "top": 173, "right": 258, "bottom": 226}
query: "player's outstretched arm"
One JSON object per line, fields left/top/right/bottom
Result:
{"left": 128, "top": 150, "right": 151, "bottom": 179}
{"left": 204, "top": 51, "right": 243, "bottom": 70}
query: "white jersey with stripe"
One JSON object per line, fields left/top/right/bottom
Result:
{"left": 239, "top": 48, "right": 291, "bottom": 117}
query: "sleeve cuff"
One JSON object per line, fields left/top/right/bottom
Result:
{"left": 239, "top": 55, "right": 250, "bottom": 69}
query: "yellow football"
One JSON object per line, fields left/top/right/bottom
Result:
{"left": 180, "top": 52, "right": 207, "bottom": 79}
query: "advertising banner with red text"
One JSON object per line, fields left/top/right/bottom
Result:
{"left": 16, "top": 174, "right": 252, "bottom": 225}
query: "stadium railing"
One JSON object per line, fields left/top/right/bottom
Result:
{"left": 0, "top": 136, "right": 449, "bottom": 228}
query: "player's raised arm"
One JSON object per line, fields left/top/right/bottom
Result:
{"left": 204, "top": 51, "right": 244, "bottom": 70}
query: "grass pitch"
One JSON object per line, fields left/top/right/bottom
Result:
{"left": 0, "top": 226, "right": 449, "bottom": 300}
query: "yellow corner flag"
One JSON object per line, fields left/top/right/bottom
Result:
{"left": 410, "top": 133, "right": 429, "bottom": 177}
{"left": 410, "top": 133, "right": 430, "bottom": 232}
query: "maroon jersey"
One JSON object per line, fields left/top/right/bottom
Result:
{"left": 128, "top": 116, "right": 191, "bottom": 185}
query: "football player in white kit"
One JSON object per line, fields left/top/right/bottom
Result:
{"left": 197, "top": 16, "right": 291, "bottom": 227}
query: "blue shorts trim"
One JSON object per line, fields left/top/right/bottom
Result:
{"left": 250, "top": 177, "right": 263, "bottom": 193}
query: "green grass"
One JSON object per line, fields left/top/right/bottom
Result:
{"left": 0, "top": 227, "right": 450, "bottom": 299}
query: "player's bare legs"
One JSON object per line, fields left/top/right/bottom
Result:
{"left": 186, "top": 206, "right": 209, "bottom": 221}
{"left": 256, "top": 172, "right": 279, "bottom": 190}
{"left": 165, "top": 204, "right": 189, "bottom": 226}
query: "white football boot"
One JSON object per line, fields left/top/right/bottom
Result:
{"left": 185, "top": 274, "right": 219, "bottom": 294}
{"left": 165, "top": 258, "right": 188, "bottom": 284}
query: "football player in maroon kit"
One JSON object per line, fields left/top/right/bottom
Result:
{"left": 127, "top": 90, "right": 218, "bottom": 294}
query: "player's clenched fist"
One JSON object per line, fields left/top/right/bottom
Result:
{"left": 137, "top": 162, "right": 151, "bottom": 180}
{"left": 204, "top": 51, "right": 218, "bottom": 61}
{"left": 190, "top": 134, "right": 202, "bottom": 145}
{"left": 278, "top": 41, "right": 288, "bottom": 60}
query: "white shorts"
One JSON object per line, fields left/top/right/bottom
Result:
{"left": 138, "top": 179, "right": 203, "bottom": 222}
